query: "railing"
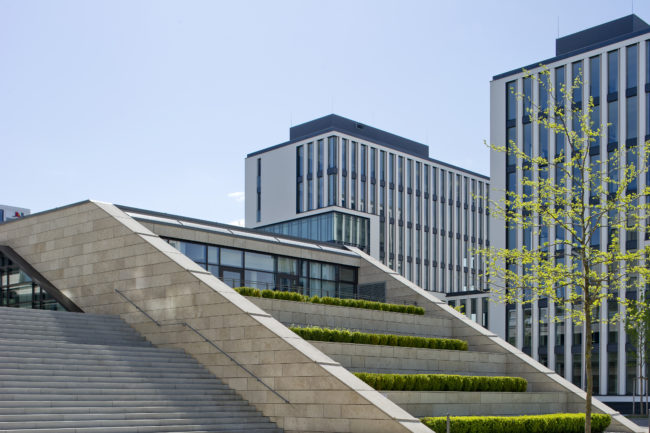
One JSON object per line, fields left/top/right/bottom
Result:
{"left": 114, "top": 288, "right": 290, "bottom": 404}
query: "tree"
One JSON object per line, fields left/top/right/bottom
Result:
{"left": 479, "top": 66, "right": 650, "bottom": 433}
{"left": 625, "top": 299, "right": 650, "bottom": 414}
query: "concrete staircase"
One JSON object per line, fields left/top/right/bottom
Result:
{"left": 0, "top": 306, "right": 282, "bottom": 433}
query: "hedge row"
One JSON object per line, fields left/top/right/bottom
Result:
{"left": 354, "top": 372, "right": 527, "bottom": 392}
{"left": 421, "top": 413, "right": 611, "bottom": 433}
{"left": 234, "top": 287, "right": 425, "bottom": 315}
{"left": 290, "top": 326, "right": 468, "bottom": 351}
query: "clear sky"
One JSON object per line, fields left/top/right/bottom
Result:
{"left": 2, "top": 0, "right": 648, "bottom": 225}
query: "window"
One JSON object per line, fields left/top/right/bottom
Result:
{"left": 627, "top": 96, "right": 638, "bottom": 141}
{"left": 590, "top": 56, "right": 601, "bottom": 140}
{"left": 590, "top": 55, "right": 601, "bottom": 100}
{"left": 379, "top": 151, "right": 386, "bottom": 216}
{"left": 296, "top": 146, "right": 304, "bottom": 213}
{"left": 608, "top": 50, "right": 619, "bottom": 95}
{"left": 359, "top": 144, "right": 367, "bottom": 212}
{"left": 523, "top": 76, "right": 532, "bottom": 116}
{"left": 327, "top": 136, "right": 338, "bottom": 206}
{"left": 370, "top": 147, "right": 376, "bottom": 214}
{"left": 407, "top": 160, "right": 412, "bottom": 223}
{"left": 572, "top": 60, "right": 583, "bottom": 104}
{"left": 608, "top": 100, "right": 618, "bottom": 144}
{"left": 351, "top": 141, "right": 357, "bottom": 210}
{"left": 626, "top": 44, "right": 638, "bottom": 90}
{"left": 555, "top": 66, "right": 565, "bottom": 107}
{"left": 647, "top": 41, "right": 650, "bottom": 138}
{"left": 341, "top": 139, "right": 348, "bottom": 207}
{"left": 308, "top": 143, "right": 314, "bottom": 210}
{"left": 506, "top": 80, "right": 517, "bottom": 121}
{"left": 317, "top": 139, "right": 324, "bottom": 208}
{"left": 388, "top": 153, "right": 394, "bottom": 219}
{"left": 256, "top": 158, "right": 262, "bottom": 222}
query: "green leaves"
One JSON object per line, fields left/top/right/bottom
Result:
{"left": 289, "top": 326, "right": 468, "bottom": 351}
{"left": 233, "top": 287, "right": 425, "bottom": 315}
{"left": 354, "top": 372, "right": 526, "bottom": 392}
{"left": 421, "top": 413, "right": 611, "bottom": 433}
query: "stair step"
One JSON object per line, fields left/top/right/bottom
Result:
{"left": 0, "top": 411, "right": 266, "bottom": 422}
{"left": 0, "top": 316, "right": 137, "bottom": 330}
{"left": 0, "top": 307, "right": 124, "bottom": 323}
{"left": 0, "top": 378, "right": 229, "bottom": 388}
{"left": 0, "top": 400, "right": 251, "bottom": 408}
{"left": 0, "top": 340, "right": 188, "bottom": 358}
{"left": 0, "top": 392, "right": 244, "bottom": 401}
{"left": 0, "top": 355, "right": 199, "bottom": 368}
{"left": 0, "top": 368, "right": 214, "bottom": 379}
{"left": 0, "top": 424, "right": 282, "bottom": 433}
{"left": 0, "top": 404, "right": 256, "bottom": 415}
{"left": 0, "top": 307, "right": 282, "bottom": 432}
{"left": 0, "top": 418, "right": 278, "bottom": 430}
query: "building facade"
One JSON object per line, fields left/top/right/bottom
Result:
{"left": 490, "top": 15, "right": 650, "bottom": 407}
{"left": 0, "top": 204, "right": 29, "bottom": 223}
{"left": 245, "top": 115, "right": 491, "bottom": 321}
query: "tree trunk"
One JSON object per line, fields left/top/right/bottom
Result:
{"left": 585, "top": 301, "right": 593, "bottom": 433}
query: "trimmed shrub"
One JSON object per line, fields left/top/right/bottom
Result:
{"left": 420, "top": 413, "right": 611, "bottom": 433}
{"left": 233, "top": 287, "right": 425, "bottom": 315}
{"left": 354, "top": 372, "right": 527, "bottom": 392}
{"left": 290, "top": 326, "right": 468, "bottom": 351}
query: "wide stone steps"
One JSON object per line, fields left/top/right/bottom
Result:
{"left": 0, "top": 306, "right": 282, "bottom": 433}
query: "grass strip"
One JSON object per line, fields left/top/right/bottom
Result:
{"left": 420, "top": 413, "right": 611, "bottom": 433}
{"left": 290, "top": 326, "right": 468, "bottom": 351}
{"left": 234, "top": 287, "right": 424, "bottom": 315}
{"left": 354, "top": 372, "right": 527, "bottom": 392}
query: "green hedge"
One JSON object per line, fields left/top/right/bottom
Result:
{"left": 421, "top": 413, "right": 611, "bottom": 433}
{"left": 234, "top": 287, "right": 425, "bottom": 315}
{"left": 290, "top": 326, "right": 468, "bottom": 351}
{"left": 354, "top": 372, "right": 527, "bottom": 392}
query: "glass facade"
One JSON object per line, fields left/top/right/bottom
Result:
{"left": 257, "top": 211, "right": 370, "bottom": 253}
{"left": 167, "top": 238, "right": 357, "bottom": 299}
{"left": 0, "top": 251, "right": 65, "bottom": 310}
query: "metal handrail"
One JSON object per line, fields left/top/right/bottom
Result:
{"left": 114, "top": 288, "right": 290, "bottom": 404}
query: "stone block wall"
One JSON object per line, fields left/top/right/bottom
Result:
{"left": 249, "top": 297, "right": 453, "bottom": 338}
{"left": 0, "top": 201, "right": 430, "bottom": 433}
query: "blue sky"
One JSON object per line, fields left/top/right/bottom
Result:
{"left": 2, "top": 0, "right": 648, "bottom": 225}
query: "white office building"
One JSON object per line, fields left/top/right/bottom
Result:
{"left": 490, "top": 15, "right": 650, "bottom": 410}
{"left": 245, "top": 114, "right": 491, "bottom": 323}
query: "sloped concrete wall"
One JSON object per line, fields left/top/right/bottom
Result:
{"left": 0, "top": 201, "right": 430, "bottom": 433}
{"left": 349, "top": 246, "right": 641, "bottom": 433}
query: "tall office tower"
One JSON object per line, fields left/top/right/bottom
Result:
{"left": 490, "top": 15, "right": 650, "bottom": 410}
{"left": 245, "top": 114, "right": 491, "bottom": 324}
